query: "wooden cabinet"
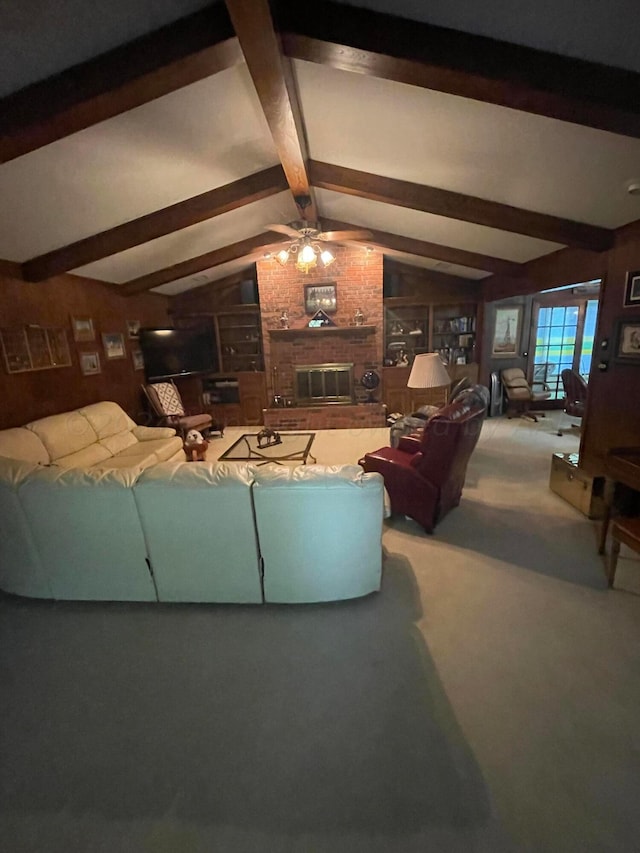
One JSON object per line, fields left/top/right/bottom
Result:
{"left": 382, "top": 362, "right": 479, "bottom": 414}
{"left": 384, "top": 299, "right": 477, "bottom": 368}
{"left": 214, "top": 307, "right": 263, "bottom": 373}
{"left": 202, "top": 372, "right": 267, "bottom": 426}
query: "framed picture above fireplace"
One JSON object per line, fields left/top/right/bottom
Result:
{"left": 304, "top": 283, "right": 337, "bottom": 314}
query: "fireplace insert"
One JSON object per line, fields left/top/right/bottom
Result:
{"left": 294, "top": 363, "right": 355, "bottom": 406}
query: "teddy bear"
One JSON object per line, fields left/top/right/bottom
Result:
{"left": 183, "top": 429, "right": 209, "bottom": 462}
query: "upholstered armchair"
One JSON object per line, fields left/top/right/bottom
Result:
{"left": 359, "top": 388, "right": 487, "bottom": 533}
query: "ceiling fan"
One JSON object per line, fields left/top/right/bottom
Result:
{"left": 265, "top": 219, "right": 373, "bottom": 273}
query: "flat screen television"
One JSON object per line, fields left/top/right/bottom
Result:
{"left": 139, "top": 327, "right": 218, "bottom": 381}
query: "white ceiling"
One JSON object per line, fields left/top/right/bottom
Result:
{"left": 1, "top": 0, "right": 639, "bottom": 294}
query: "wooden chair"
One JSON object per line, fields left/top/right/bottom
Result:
{"left": 142, "top": 381, "right": 223, "bottom": 439}
{"left": 608, "top": 516, "right": 640, "bottom": 588}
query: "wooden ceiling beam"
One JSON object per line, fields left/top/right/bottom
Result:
{"left": 320, "top": 218, "right": 522, "bottom": 277}
{"left": 225, "top": 0, "right": 316, "bottom": 220}
{"left": 22, "top": 165, "right": 288, "bottom": 282}
{"left": 0, "top": 5, "right": 242, "bottom": 164}
{"left": 310, "top": 161, "right": 613, "bottom": 252}
{"left": 121, "top": 232, "right": 287, "bottom": 295}
{"left": 279, "top": 0, "right": 640, "bottom": 140}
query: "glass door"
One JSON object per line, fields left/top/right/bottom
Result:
{"left": 531, "top": 298, "right": 598, "bottom": 400}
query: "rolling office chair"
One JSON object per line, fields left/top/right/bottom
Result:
{"left": 557, "top": 369, "right": 588, "bottom": 436}
{"left": 501, "top": 367, "right": 551, "bottom": 422}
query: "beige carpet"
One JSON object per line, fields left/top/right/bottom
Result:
{"left": 1, "top": 412, "right": 639, "bottom": 853}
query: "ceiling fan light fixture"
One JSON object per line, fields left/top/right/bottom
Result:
{"left": 320, "top": 248, "right": 335, "bottom": 267}
{"left": 275, "top": 248, "right": 290, "bottom": 266}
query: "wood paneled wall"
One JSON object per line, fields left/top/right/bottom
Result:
{"left": 0, "top": 271, "right": 169, "bottom": 429}
{"left": 580, "top": 225, "right": 640, "bottom": 475}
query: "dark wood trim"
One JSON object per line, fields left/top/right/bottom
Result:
{"left": 309, "top": 161, "right": 613, "bottom": 252}
{"left": 269, "top": 325, "right": 376, "bottom": 338}
{"left": 225, "top": 0, "right": 316, "bottom": 220}
{"left": 121, "top": 233, "right": 288, "bottom": 295}
{"left": 481, "top": 246, "right": 606, "bottom": 301}
{"left": 22, "top": 166, "right": 288, "bottom": 282}
{"left": 0, "top": 5, "right": 241, "bottom": 163}
{"left": 278, "top": 0, "right": 640, "bottom": 140}
{"left": 0, "top": 259, "right": 24, "bottom": 280}
{"left": 320, "top": 218, "right": 521, "bottom": 277}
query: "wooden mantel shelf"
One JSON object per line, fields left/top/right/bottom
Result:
{"left": 269, "top": 325, "right": 376, "bottom": 339}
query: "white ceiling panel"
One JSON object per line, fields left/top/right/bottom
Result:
{"left": 382, "top": 251, "right": 489, "bottom": 279}
{"left": 296, "top": 60, "right": 640, "bottom": 228}
{"left": 0, "top": 64, "right": 279, "bottom": 261}
{"left": 315, "top": 189, "right": 562, "bottom": 263}
{"left": 152, "top": 257, "right": 260, "bottom": 296}
{"left": 74, "top": 192, "right": 298, "bottom": 282}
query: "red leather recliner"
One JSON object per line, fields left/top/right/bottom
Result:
{"left": 359, "top": 391, "right": 487, "bottom": 533}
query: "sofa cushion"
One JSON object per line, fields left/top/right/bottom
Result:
{"left": 18, "top": 465, "right": 155, "bottom": 602}
{"left": 0, "top": 427, "right": 50, "bottom": 465}
{"left": 26, "top": 411, "right": 99, "bottom": 462}
{"left": 132, "top": 425, "right": 177, "bottom": 441}
{"left": 134, "top": 462, "right": 262, "bottom": 603}
{"left": 99, "top": 429, "right": 139, "bottom": 456}
{"left": 79, "top": 401, "right": 136, "bottom": 439}
{"left": 54, "top": 444, "right": 112, "bottom": 469}
{"left": 251, "top": 464, "right": 384, "bottom": 603}
{"left": 0, "top": 457, "right": 51, "bottom": 598}
{"left": 113, "top": 435, "right": 183, "bottom": 463}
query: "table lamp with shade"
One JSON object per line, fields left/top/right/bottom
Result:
{"left": 407, "top": 353, "right": 451, "bottom": 396}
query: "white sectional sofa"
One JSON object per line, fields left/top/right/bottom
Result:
{"left": 0, "top": 403, "right": 385, "bottom": 604}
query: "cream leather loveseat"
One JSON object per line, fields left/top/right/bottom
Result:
{"left": 0, "top": 401, "right": 184, "bottom": 471}
{"left": 0, "top": 405, "right": 384, "bottom": 604}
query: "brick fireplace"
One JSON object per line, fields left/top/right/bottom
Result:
{"left": 256, "top": 245, "right": 386, "bottom": 429}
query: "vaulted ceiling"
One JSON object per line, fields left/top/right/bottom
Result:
{"left": 2, "top": 0, "right": 640, "bottom": 296}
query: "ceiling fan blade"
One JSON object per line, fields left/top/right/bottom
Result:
{"left": 265, "top": 223, "right": 300, "bottom": 238}
{"left": 320, "top": 229, "right": 373, "bottom": 242}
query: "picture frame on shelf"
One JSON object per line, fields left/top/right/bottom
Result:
{"left": 623, "top": 271, "right": 640, "bottom": 307}
{"left": 304, "top": 283, "right": 337, "bottom": 314}
{"left": 102, "top": 332, "right": 126, "bottom": 359}
{"left": 71, "top": 316, "right": 95, "bottom": 342}
{"left": 132, "top": 349, "right": 144, "bottom": 371}
{"left": 491, "top": 306, "right": 522, "bottom": 357}
{"left": 614, "top": 318, "right": 640, "bottom": 363}
{"left": 80, "top": 351, "right": 101, "bottom": 376}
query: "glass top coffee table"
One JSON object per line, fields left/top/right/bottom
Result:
{"left": 219, "top": 432, "right": 316, "bottom": 465}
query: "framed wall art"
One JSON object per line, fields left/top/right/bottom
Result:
{"left": 102, "top": 332, "right": 126, "bottom": 359}
{"left": 623, "top": 271, "right": 640, "bottom": 307}
{"left": 491, "top": 306, "right": 522, "bottom": 357}
{"left": 127, "top": 319, "right": 141, "bottom": 339}
{"left": 71, "top": 316, "right": 95, "bottom": 342}
{"left": 132, "top": 349, "right": 144, "bottom": 371}
{"left": 80, "top": 351, "right": 101, "bottom": 376}
{"left": 614, "top": 318, "right": 640, "bottom": 363}
{"left": 304, "top": 283, "right": 337, "bottom": 314}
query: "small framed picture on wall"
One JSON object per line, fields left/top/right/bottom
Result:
{"left": 102, "top": 332, "right": 126, "bottom": 359}
{"left": 624, "top": 270, "right": 640, "bottom": 307}
{"left": 80, "top": 351, "right": 101, "bottom": 375}
{"left": 71, "top": 316, "right": 95, "bottom": 342}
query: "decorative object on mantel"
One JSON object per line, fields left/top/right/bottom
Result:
{"left": 1, "top": 325, "right": 71, "bottom": 374}
{"left": 266, "top": 196, "right": 372, "bottom": 274}
{"left": 353, "top": 307, "right": 365, "bottom": 326}
{"left": 361, "top": 369, "right": 380, "bottom": 403}
{"left": 308, "top": 310, "right": 336, "bottom": 328}
{"left": 305, "top": 283, "right": 337, "bottom": 314}
{"left": 279, "top": 309, "right": 289, "bottom": 329}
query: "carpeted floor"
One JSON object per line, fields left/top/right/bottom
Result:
{"left": 1, "top": 413, "right": 639, "bottom": 852}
